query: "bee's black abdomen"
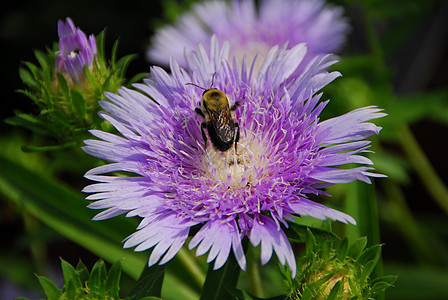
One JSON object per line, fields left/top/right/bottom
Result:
{"left": 206, "top": 123, "right": 233, "bottom": 151}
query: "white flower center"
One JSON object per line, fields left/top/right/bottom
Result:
{"left": 200, "top": 133, "right": 269, "bottom": 191}
{"left": 69, "top": 48, "right": 80, "bottom": 58}
{"left": 230, "top": 40, "right": 272, "bottom": 75}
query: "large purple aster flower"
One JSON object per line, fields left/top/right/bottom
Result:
{"left": 147, "top": 0, "right": 349, "bottom": 73}
{"left": 83, "top": 36, "right": 384, "bottom": 277}
{"left": 55, "top": 18, "right": 97, "bottom": 84}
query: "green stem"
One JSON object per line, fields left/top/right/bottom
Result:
{"left": 397, "top": 125, "right": 448, "bottom": 215}
{"left": 247, "top": 247, "right": 264, "bottom": 298}
{"left": 177, "top": 247, "right": 205, "bottom": 289}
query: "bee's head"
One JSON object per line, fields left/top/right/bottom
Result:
{"left": 201, "top": 88, "right": 230, "bottom": 111}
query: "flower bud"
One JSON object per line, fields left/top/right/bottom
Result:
{"left": 55, "top": 18, "right": 97, "bottom": 85}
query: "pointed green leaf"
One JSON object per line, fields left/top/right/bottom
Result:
{"left": 4, "top": 114, "right": 52, "bottom": 136}
{"left": 200, "top": 249, "right": 243, "bottom": 300}
{"left": 348, "top": 237, "right": 368, "bottom": 260}
{"left": 61, "top": 258, "right": 82, "bottom": 292}
{"left": 128, "top": 265, "right": 165, "bottom": 300}
{"left": 336, "top": 238, "right": 349, "bottom": 261}
{"left": 56, "top": 72, "right": 70, "bottom": 99}
{"left": 37, "top": 275, "right": 62, "bottom": 300}
{"left": 370, "top": 275, "right": 398, "bottom": 286}
{"left": 88, "top": 259, "right": 107, "bottom": 297}
{"left": 127, "top": 72, "right": 150, "bottom": 87}
{"left": 116, "top": 54, "right": 137, "bottom": 78}
{"left": 371, "top": 281, "right": 394, "bottom": 294}
{"left": 34, "top": 49, "right": 50, "bottom": 72}
{"left": 76, "top": 260, "right": 90, "bottom": 283}
{"left": 96, "top": 30, "right": 107, "bottom": 62}
{"left": 309, "top": 273, "right": 334, "bottom": 290}
{"left": 102, "top": 71, "right": 118, "bottom": 93}
{"left": 19, "top": 67, "right": 39, "bottom": 89}
{"left": 70, "top": 88, "right": 87, "bottom": 118}
{"left": 327, "top": 280, "right": 342, "bottom": 300}
{"left": 17, "top": 89, "right": 41, "bottom": 106}
{"left": 301, "top": 287, "right": 314, "bottom": 300}
{"left": 84, "top": 66, "right": 101, "bottom": 95}
{"left": 111, "top": 39, "right": 120, "bottom": 68}
{"left": 65, "top": 276, "right": 77, "bottom": 299}
{"left": 357, "top": 245, "right": 381, "bottom": 266}
{"left": 105, "top": 260, "right": 122, "bottom": 300}
{"left": 360, "top": 260, "right": 379, "bottom": 284}
{"left": 305, "top": 228, "right": 316, "bottom": 258}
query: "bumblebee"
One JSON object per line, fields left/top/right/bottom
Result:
{"left": 194, "top": 88, "right": 241, "bottom": 152}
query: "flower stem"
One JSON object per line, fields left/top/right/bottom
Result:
{"left": 247, "top": 247, "right": 264, "bottom": 298}
{"left": 177, "top": 247, "right": 205, "bottom": 289}
{"left": 397, "top": 125, "right": 448, "bottom": 215}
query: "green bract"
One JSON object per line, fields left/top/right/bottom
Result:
{"left": 285, "top": 234, "right": 397, "bottom": 300}
{"left": 36, "top": 259, "right": 123, "bottom": 300}
{"left": 7, "top": 30, "right": 147, "bottom": 151}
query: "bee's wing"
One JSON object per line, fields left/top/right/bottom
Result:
{"left": 208, "top": 107, "right": 235, "bottom": 144}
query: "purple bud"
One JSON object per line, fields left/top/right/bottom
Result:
{"left": 55, "top": 18, "right": 97, "bottom": 84}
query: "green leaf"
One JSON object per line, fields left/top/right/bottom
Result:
{"left": 76, "top": 260, "right": 90, "bottom": 283}
{"left": 348, "top": 237, "right": 368, "bottom": 260}
{"left": 34, "top": 49, "right": 50, "bottom": 72}
{"left": 199, "top": 248, "right": 243, "bottom": 300}
{"left": 371, "top": 281, "right": 394, "bottom": 294}
{"left": 70, "top": 89, "right": 87, "bottom": 119}
{"left": 116, "top": 54, "right": 138, "bottom": 78}
{"left": 4, "top": 114, "right": 52, "bottom": 136}
{"left": 57, "top": 72, "right": 70, "bottom": 99}
{"left": 127, "top": 72, "right": 150, "bottom": 87}
{"left": 65, "top": 277, "right": 77, "bottom": 299}
{"left": 37, "top": 276, "right": 62, "bottom": 300}
{"left": 360, "top": 260, "right": 378, "bottom": 284}
{"left": 61, "top": 258, "right": 82, "bottom": 292}
{"left": 17, "top": 89, "right": 41, "bottom": 106}
{"left": 327, "top": 280, "right": 342, "bottom": 300}
{"left": 301, "top": 287, "right": 314, "bottom": 300}
{"left": 105, "top": 260, "right": 122, "bottom": 300}
{"left": 111, "top": 39, "right": 120, "bottom": 68}
{"left": 19, "top": 67, "right": 39, "bottom": 89}
{"left": 336, "top": 238, "right": 349, "bottom": 261}
{"left": 84, "top": 66, "right": 101, "bottom": 95}
{"left": 128, "top": 265, "right": 165, "bottom": 300}
{"left": 96, "top": 30, "right": 107, "bottom": 63}
{"left": 357, "top": 245, "right": 381, "bottom": 267}
{"left": 88, "top": 259, "right": 107, "bottom": 297}
{"left": 305, "top": 228, "right": 317, "bottom": 258}
{"left": 370, "top": 275, "right": 398, "bottom": 286}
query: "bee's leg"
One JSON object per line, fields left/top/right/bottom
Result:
{"left": 200, "top": 122, "right": 207, "bottom": 149}
{"left": 195, "top": 107, "right": 205, "bottom": 118}
{"left": 231, "top": 101, "right": 241, "bottom": 111}
{"left": 234, "top": 122, "right": 240, "bottom": 153}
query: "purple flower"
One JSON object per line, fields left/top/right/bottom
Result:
{"left": 147, "top": 0, "right": 349, "bottom": 73}
{"left": 55, "top": 18, "right": 97, "bottom": 84}
{"left": 83, "top": 36, "right": 384, "bottom": 277}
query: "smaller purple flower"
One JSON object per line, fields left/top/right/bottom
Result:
{"left": 147, "top": 0, "right": 349, "bottom": 73}
{"left": 55, "top": 18, "right": 97, "bottom": 84}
